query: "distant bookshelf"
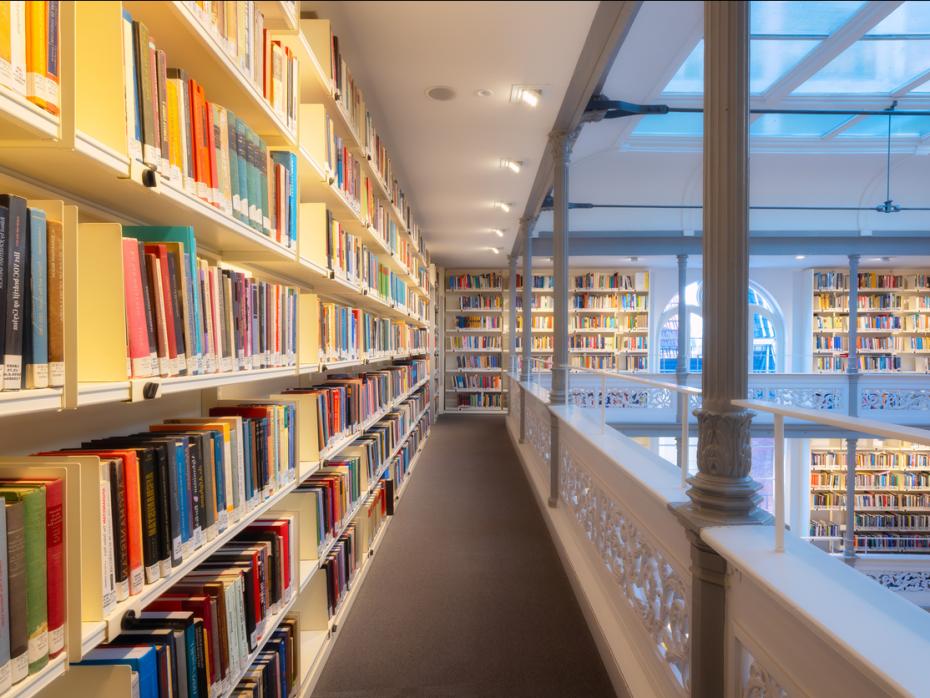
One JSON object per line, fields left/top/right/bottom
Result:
{"left": 809, "top": 438, "right": 930, "bottom": 554}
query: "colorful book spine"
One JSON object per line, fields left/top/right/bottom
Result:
{"left": 24, "top": 206, "right": 47, "bottom": 389}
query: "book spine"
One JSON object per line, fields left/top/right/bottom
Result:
{"left": 166, "top": 443, "right": 182, "bottom": 567}
{"left": 110, "top": 460, "right": 130, "bottom": 603}
{"left": 20, "top": 488, "right": 47, "bottom": 674}
{"left": 138, "top": 452, "right": 160, "bottom": 584}
{"left": 98, "top": 462, "right": 117, "bottom": 616}
{"left": 121, "top": 238, "right": 153, "bottom": 378}
{"left": 3, "top": 195, "right": 27, "bottom": 390}
{"left": 4, "top": 501, "right": 25, "bottom": 684}
{"left": 24, "top": 207, "right": 47, "bottom": 389}
{"left": 132, "top": 21, "right": 158, "bottom": 168}
{"left": 121, "top": 458, "right": 144, "bottom": 597}
{"left": 259, "top": 138, "right": 270, "bottom": 235}
{"left": 204, "top": 94, "right": 219, "bottom": 208}
{"left": 8, "top": 1, "right": 25, "bottom": 95}
{"left": 146, "top": 40, "right": 160, "bottom": 169}
{"left": 153, "top": 447, "right": 172, "bottom": 577}
{"left": 121, "top": 11, "right": 142, "bottom": 162}
{"left": 24, "top": 0, "right": 45, "bottom": 110}
{"left": 39, "top": 479, "right": 63, "bottom": 658}
{"left": 189, "top": 437, "right": 205, "bottom": 550}
{"left": 44, "top": 215, "right": 62, "bottom": 386}
{"left": 227, "top": 111, "right": 240, "bottom": 223}
{"left": 155, "top": 48, "right": 169, "bottom": 174}
{"left": 165, "top": 251, "right": 187, "bottom": 375}
{"left": 0, "top": 501, "right": 10, "bottom": 692}
{"left": 136, "top": 241, "right": 159, "bottom": 376}
{"left": 44, "top": 0, "right": 57, "bottom": 114}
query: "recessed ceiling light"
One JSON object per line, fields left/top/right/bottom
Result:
{"left": 795, "top": 255, "right": 806, "bottom": 260}
{"left": 474, "top": 88, "right": 493, "bottom": 98}
{"left": 485, "top": 246, "right": 501, "bottom": 255}
{"left": 493, "top": 201, "right": 512, "bottom": 213}
{"left": 510, "top": 85, "right": 541, "bottom": 108}
{"left": 500, "top": 159, "right": 522, "bottom": 174}
{"left": 489, "top": 228, "right": 504, "bottom": 237}
{"left": 426, "top": 85, "right": 456, "bottom": 101}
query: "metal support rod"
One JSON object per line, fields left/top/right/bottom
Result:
{"left": 847, "top": 254, "right": 861, "bottom": 412}
{"left": 677, "top": 253, "right": 689, "bottom": 481}
{"left": 600, "top": 373, "right": 606, "bottom": 433}
{"left": 520, "top": 233, "right": 533, "bottom": 383}
{"left": 679, "top": 395, "right": 689, "bottom": 489}
{"left": 774, "top": 414, "right": 785, "bottom": 553}
{"left": 844, "top": 437, "right": 858, "bottom": 562}
{"left": 508, "top": 254, "right": 518, "bottom": 374}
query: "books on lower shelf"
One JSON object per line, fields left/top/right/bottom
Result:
{"left": 809, "top": 438, "right": 930, "bottom": 554}
{"left": 455, "top": 392, "right": 503, "bottom": 409}
{"left": 450, "top": 374, "right": 502, "bottom": 390}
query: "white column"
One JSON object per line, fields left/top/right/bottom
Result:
{"left": 549, "top": 130, "right": 571, "bottom": 406}
{"left": 520, "top": 232, "right": 533, "bottom": 383}
{"left": 846, "top": 254, "right": 860, "bottom": 416}
{"left": 508, "top": 253, "right": 518, "bottom": 374}
{"left": 676, "top": 254, "right": 690, "bottom": 475}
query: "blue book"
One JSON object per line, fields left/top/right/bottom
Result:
{"left": 123, "top": 227, "right": 203, "bottom": 372}
{"left": 78, "top": 645, "right": 159, "bottom": 698}
{"left": 24, "top": 208, "right": 48, "bottom": 389}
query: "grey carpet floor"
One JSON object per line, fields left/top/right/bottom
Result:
{"left": 312, "top": 414, "right": 617, "bottom": 698}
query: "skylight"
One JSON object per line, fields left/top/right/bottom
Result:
{"left": 837, "top": 114, "right": 930, "bottom": 138}
{"left": 750, "top": 113, "right": 852, "bottom": 137}
{"left": 793, "top": 39, "right": 930, "bottom": 94}
{"left": 751, "top": 1, "right": 865, "bottom": 36}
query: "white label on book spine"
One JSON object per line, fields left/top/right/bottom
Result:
{"left": 9, "top": 654, "right": 25, "bottom": 684}
{"left": 3, "top": 356, "right": 21, "bottom": 391}
{"left": 115, "top": 577, "right": 129, "bottom": 602}
{"left": 173, "top": 536, "right": 182, "bottom": 561}
{"left": 48, "top": 626, "right": 63, "bottom": 656}
{"left": 49, "top": 361, "right": 64, "bottom": 387}
{"left": 217, "top": 509, "right": 228, "bottom": 532}
{"left": 192, "top": 526, "right": 203, "bottom": 550}
{"left": 144, "top": 563, "right": 159, "bottom": 585}
{"left": 159, "top": 558, "right": 171, "bottom": 578}
{"left": 26, "top": 630, "right": 47, "bottom": 665}
{"left": 131, "top": 356, "right": 152, "bottom": 379}
{"left": 158, "top": 356, "right": 170, "bottom": 377}
{"left": 130, "top": 567, "right": 144, "bottom": 595}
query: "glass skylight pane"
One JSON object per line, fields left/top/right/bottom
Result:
{"left": 750, "top": 113, "right": 853, "bottom": 137}
{"left": 632, "top": 112, "right": 702, "bottom": 136}
{"left": 794, "top": 39, "right": 930, "bottom": 93}
{"left": 664, "top": 39, "right": 818, "bottom": 94}
{"left": 866, "top": 2, "right": 930, "bottom": 35}
{"left": 837, "top": 114, "right": 930, "bottom": 137}
{"left": 751, "top": 1, "right": 865, "bottom": 36}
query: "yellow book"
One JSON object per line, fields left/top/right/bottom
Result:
{"left": 165, "top": 78, "right": 182, "bottom": 186}
{"left": 4, "top": 0, "right": 24, "bottom": 95}
{"left": 23, "top": 0, "right": 43, "bottom": 108}
{"left": 0, "top": 2, "right": 12, "bottom": 89}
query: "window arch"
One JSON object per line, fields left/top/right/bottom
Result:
{"left": 657, "top": 281, "right": 784, "bottom": 373}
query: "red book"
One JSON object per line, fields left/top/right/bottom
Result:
{"left": 144, "top": 244, "right": 179, "bottom": 372}
{"left": 121, "top": 238, "right": 154, "bottom": 378}
{"left": 144, "top": 252, "right": 171, "bottom": 375}
{"left": 249, "top": 518, "right": 292, "bottom": 592}
{"left": 203, "top": 92, "right": 219, "bottom": 208}
{"left": 7, "top": 478, "right": 64, "bottom": 657}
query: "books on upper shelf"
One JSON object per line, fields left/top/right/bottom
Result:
{"left": 0, "top": 1, "right": 60, "bottom": 116}
{"left": 515, "top": 273, "right": 554, "bottom": 290}
{"left": 0, "top": 194, "right": 65, "bottom": 392}
{"left": 446, "top": 272, "right": 501, "bottom": 291}
{"left": 120, "top": 226, "right": 298, "bottom": 379}
{"left": 183, "top": 0, "right": 300, "bottom": 135}
{"left": 121, "top": 12, "right": 298, "bottom": 250}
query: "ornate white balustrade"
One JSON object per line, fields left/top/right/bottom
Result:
{"left": 507, "top": 374, "right": 930, "bottom": 698}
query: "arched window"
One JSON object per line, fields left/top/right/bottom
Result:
{"left": 657, "top": 281, "right": 783, "bottom": 373}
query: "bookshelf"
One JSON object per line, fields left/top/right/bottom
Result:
{"left": 812, "top": 268, "right": 930, "bottom": 373}
{"left": 0, "top": 3, "right": 435, "bottom": 696}
{"left": 444, "top": 270, "right": 507, "bottom": 413}
{"left": 809, "top": 438, "right": 930, "bottom": 554}
{"left": 516, "top": 272, "right": 555, "bottom": 371}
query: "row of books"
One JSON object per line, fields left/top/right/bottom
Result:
{"left": 447, "top": 273, "right": 501, "bottom": 291}
{"left": 569, "top": 355, "right": 614, "bottom": 370}
{"left": 515, "top": 274, "right": 554, "bottom": 290}
{"left": 517, "top": 296, "right": 554, "bottom": 311}
{"left": 79, "top": 514, "right": 299, "bottom": 698}
{"left": 184, "top": 0, "right": 300, "bottom": 133}
{"left": 570, "top": 336, "right": 615, "bottom": 350}
{"left": 455, "top": 393, "right": 503, "bottom": 408}
{"left": 516, "top": 336, "right": 553, "bottom": 351}
{"left": 453, "top": 315, "right": 501, "bottom": 330}
{"left": 121, "top": 226, "right": 297, "bottom": 378}
{"left": 448, "top": 336, "right": 501, "bottom": 351}
{"left": 453, "top": 355, "right": 500, "bottom": 370}
{"left": 0, "top": 196, "right": 64, "bottom": 391}
{"left": 571, "top": 272, "right": 648, "bottom": 291}
{"left": 231, "top": 616, "right": 300, "bottom": 697}
{"left": 621, "top": 336, "right": 648, "bottom": 351}
{"left": 811, "top": 472, "right": 930, "bottom": 489}
{"left": 384, "top": 415, "right": 429, "bottom": 495}
{"left": 812, "top": 492, "right": 930, "bottom": 509}
{"left": 516, "top": 318, "right": 553, "bottom": 331}
{"left": 458, "top": 295, "right": 502, "bottom": 310}
{"left": 571, "top": 317, "right": 616, "bottom": 330}
{"left": 450, "top": 375, "right": 502, "bottom": 390}
{"left": 40, "top": 399, "right": 297, "bottom": 621}
{"left": 0, "top": 1, "right": 59, "bottom": 115}
{"left": 854, "top": 534, "right": 930, "bottom": 553}
{"left": 318, "top": 301, "right": 427, "bottom": 364}
{"left": 123, "top": 13, "right": 298, "bottom": 249}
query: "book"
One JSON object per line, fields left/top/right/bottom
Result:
{"left": 45, "top": 212, "right": 63, "bottom": 386}
{"left": 43, "top": 0, "right": 56, "bottom": 114}
{"left": 2, "top": 498, "right": 25, "bottom": 683}
{"left": 23, "top": 207, "right": 47, "bottom": 389}
{"left": 131, "top": 19, "right": 158, "bottom": 168}
{"left": 0, "top": 502, "right": 9, "bottom": 692}
{"left": 0, "top": 2, "right": 26, "bottom": 95}
{"left": 23, "top": 0, "right": 43, "bottom": 110}
{"left": 0, "top": 482, "right": 49, "bottom": 674}
{"left": 1, "top": 193, "right": 27, "bottom": 390}
{"left": 78, "top": 645, "right": 159, "bottom": 698}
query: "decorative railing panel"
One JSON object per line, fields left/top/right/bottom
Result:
{"left": 524, "top": 388, "right": 551, "bottom": 474}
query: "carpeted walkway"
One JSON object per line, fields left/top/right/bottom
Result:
{"left": 312, "top": 414, "right": 617, "bottom": 698}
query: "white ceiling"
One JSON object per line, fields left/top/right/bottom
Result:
{"left": 302, "top": 1, "right": 599, "bottom": 268}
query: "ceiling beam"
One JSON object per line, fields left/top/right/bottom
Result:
{"left": 512, "top": 1, "right": 642, "bottom": 257}
{"left": 530, "top": 233, "right": 930, "bottom": 257}
{"left": 760, "top": 1, "right": 902, "bottom": 104}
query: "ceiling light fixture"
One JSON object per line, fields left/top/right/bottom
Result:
{"left": 493, "top": 201, "right": 512, "bottom": 213}
{"left": 474, "top": 88, "right": 493, "bottom": 98}
{"left": 485, "top": 246, "right": 501, "bottom": 255}
{"left": 795, "top": 255, "right": 806, "bottom": 260}
{"left": 500, "top": 159, "right": 523, "bottom": 174}
{"left": 510, "top": 85, "right": 542, "bottom": 108}
{"left": 425, "top": 85, "right": 456, "bottom": 101}
{"left": 489, "top": 228, "right": 505, "bottom": 237}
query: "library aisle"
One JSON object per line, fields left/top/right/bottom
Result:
{"left": 313, "top": 414, "right": 616, "bottom": 698}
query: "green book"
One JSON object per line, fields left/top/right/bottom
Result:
{"left": 0, "top": 487, "right": 47, "bottom": 675}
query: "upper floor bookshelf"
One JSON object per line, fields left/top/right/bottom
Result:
{"left": 812, "top": 268, "right": 930, "bottom": 373}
